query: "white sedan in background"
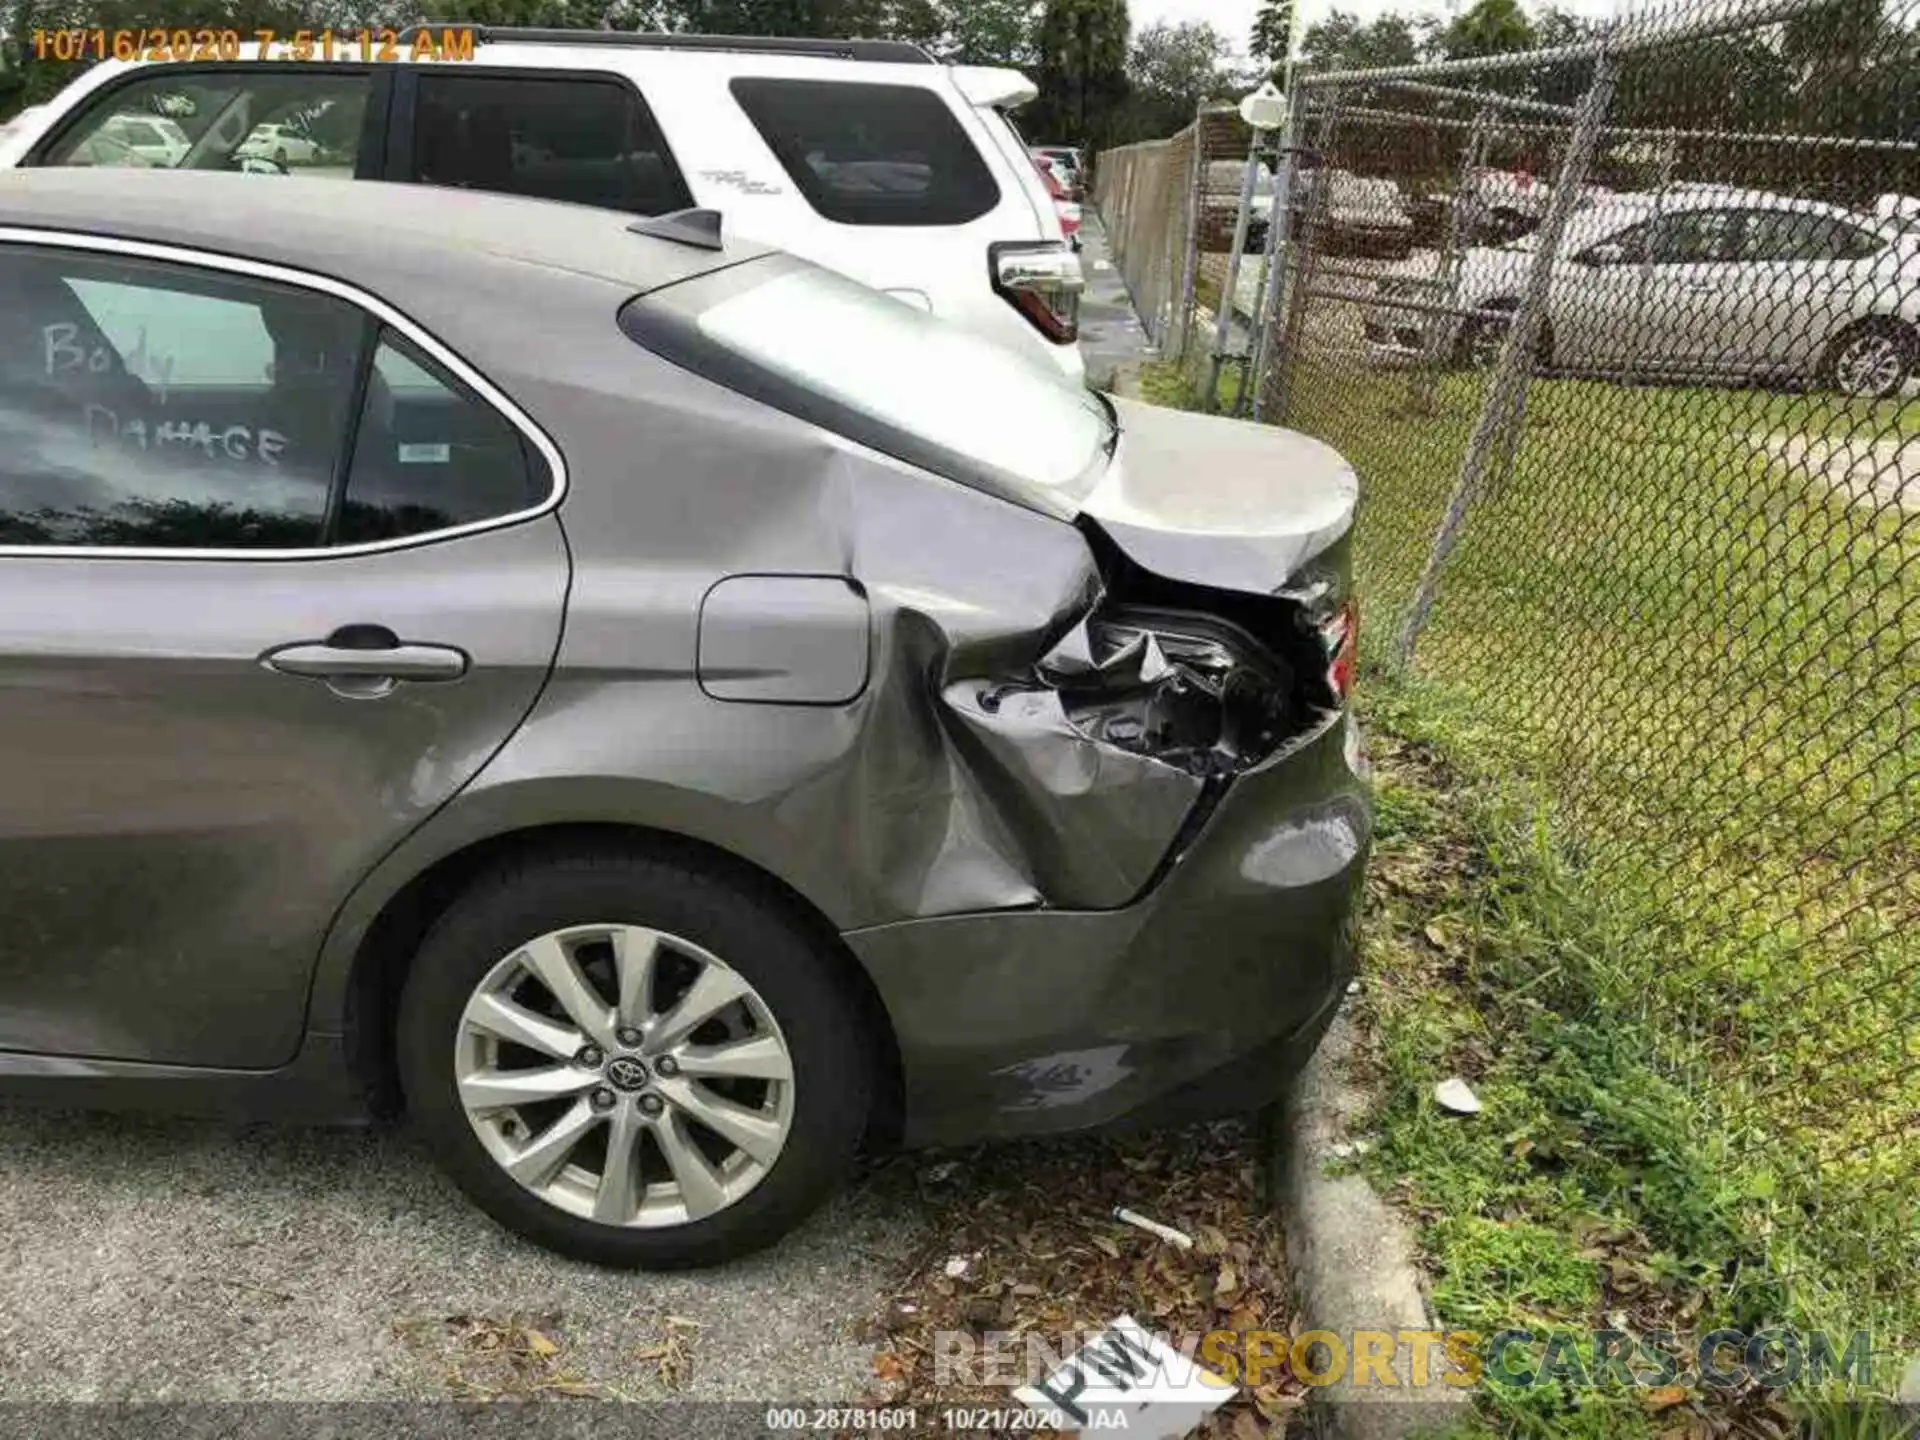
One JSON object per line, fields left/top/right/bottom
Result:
{"left": 62, "top": 111, "right": 190, "bottom": 167}
{"left": 1366, "top": 186, "right": 1920, "bottom": 398}
{"left": 235, "top": 122, "right": 323, "bottom": 167}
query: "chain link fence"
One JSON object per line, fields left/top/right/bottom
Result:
{"left": 1098, "top": 0, "right": 1918, "bottom": 1355}
{"left": 1094, "top": 106, "right": 1283, "bottom": 391}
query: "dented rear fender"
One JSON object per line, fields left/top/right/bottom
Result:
{"left": 443, "top": 380, "right": 1358, "bottom": 936}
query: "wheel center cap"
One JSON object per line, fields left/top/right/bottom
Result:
{"left": 605, "top": 1056, "right": 649, "bottom": 1092}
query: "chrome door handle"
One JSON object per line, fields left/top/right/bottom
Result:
{"left": 265, "top": 642, "right": 469, "bottom": 680}
{"left": 261, "top": 626, "right": 470, "bottom": 696}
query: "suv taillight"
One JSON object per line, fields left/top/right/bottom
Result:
{"left": 990, "top": 241, "right": 1083, "bottom": 345}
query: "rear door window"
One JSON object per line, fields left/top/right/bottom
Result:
{"left": 1645, "top": 210, "right": 1740, "bottom": 264}
{"left": 730, "top": 78, "right": 999, "bottom": 226}
{"left": 39, "top": 68, "right": 371, "bottom": 178}
{"left": 408, "top": 71, "right": 691, "bottom": 215}
{"left": 1736, "top": 210, "right": 1884, "bottom": 262}
{"left": 0, "top": 245, "right": 367, "bottom": 549}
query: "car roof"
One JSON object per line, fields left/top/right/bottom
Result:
{"left": 1579, "top": 186, "right": 1874, "bottom": 226}
{"left": 0, "top": 168, "right": 770, "bottom": 295}
{"left": 47, "top": 37, "right": 955, "bottom": 97}
{"left": 424, "top": 26, "right": 934, "bottom": 63}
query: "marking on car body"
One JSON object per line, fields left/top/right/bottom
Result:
{"left": 699, "top": 168, "right": 783, "bottom": 196}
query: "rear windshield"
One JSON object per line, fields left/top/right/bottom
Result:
{"left": 729, "top": 78, "right": 1000, "bottom": 227}
{"left": 620, "top": 257, "right": 1112, "bottom": 516}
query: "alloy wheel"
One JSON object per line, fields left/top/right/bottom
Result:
{"left": 454, "top": 924, "right": 795, "bottom": 1228}
{"left": 1833, "top": 332, "right": 1907, "bottom": 398}
{"left": 1461, "top": 316, "right": 1508, "bottom": 368}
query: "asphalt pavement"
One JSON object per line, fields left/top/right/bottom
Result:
{"left": 0, "top": 1105, "right": 922, "bottom": 1401}
{"left": 1076, "top": 214, "right": 1158, "bottom": 388}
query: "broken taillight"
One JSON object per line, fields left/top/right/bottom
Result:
{"left": 1324, "top": 601, "right": 1358, "bottom": 705}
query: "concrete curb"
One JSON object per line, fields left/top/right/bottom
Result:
{"left": 1280, "top": 1005, "right": 1470, "bottom": 1440}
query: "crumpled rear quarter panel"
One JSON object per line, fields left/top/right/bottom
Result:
{"left": 476, "top": 338, "right": 1200, "bottom": 926}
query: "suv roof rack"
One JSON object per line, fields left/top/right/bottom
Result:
{"left": 398, "top": 25, "right": 934, "bottom": 64}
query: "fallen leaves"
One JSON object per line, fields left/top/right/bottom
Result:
{"left": 855, "top": 1121, "right": 1304, "bottom": 1435}
{"left": 1214, "top": 1261, "right": 1240, "bottom": 1301}
{"left": 391, "top": 1311, "right": 608, "bottom": 1401}
{"left": 391, "top": 1308, "right": 701, "bottom": 1401}
{"left": 632, "top": 1314, "right": 701, "bottom": 1390}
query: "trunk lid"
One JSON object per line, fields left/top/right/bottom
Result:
{"left": 1081, "top": 397, "right": 1358, "bottom": 596}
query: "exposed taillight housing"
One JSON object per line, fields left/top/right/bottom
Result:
{"left": 990, "top": 240, "right": 1083, "bottom": 345}
{"left": 1323, "top": 601, "right": 1358, "bottom": 705}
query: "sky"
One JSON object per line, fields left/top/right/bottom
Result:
{"left": 1132, "top": 0, "right": 1622, "bottom": 59}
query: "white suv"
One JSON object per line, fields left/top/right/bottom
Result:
{"left": 0, "top": 29, "right": 1085, "bottom": 379}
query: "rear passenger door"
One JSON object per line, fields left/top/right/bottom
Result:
{"left": 389, "top": 69, "right": 692, "bottom": 216}
{"left": 1717, "top": 209, "right": 1887, "bottom": 371}
{"left": 0, "top": 238, "right": 569, "bottom": 1070}
{"left": 1634, "top": 208, "right": 1744, "bottom": 371}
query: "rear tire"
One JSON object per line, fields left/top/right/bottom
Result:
{"left": 398, "top": 845, "right": 872, "bottom": 1269}
{"left": 1822, "top": 320, "right": 1914, "bottom": 400}
{"left": 1454, "top": 303, "right": 1552, "bottom": 372}
{"left": 1486, "top": 206, "right": 1531, "bottom": 245}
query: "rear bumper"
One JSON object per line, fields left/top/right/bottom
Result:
{"left": 847, "top": 714, "right": 1370, "bottom": 1147}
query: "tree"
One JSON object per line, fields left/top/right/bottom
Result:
{"left": 1532, "top": 6, "right": 1593, "bottom": 48}
{"left": 1120, "top": 19, "right": 1234, "bottom": 139}
{"left": 1299, "top": 9, "right": 1426, "bottom": 73}
{"left": 436, "top": 0, "right": 668, "bottom": 23}
{"left": 1438, "top": 0, "right": 1535, "bottom": 60}
{"left": 935, "top": 0, "right": 1039, "bottom": 66}
{"left": 1249, "top": 0, "right": 1292, "bottom": 65}
{"left": 1026, "top": 0, "right": 1129, "bottom": 149}
{"left": 669, "top": 0, "right": 871, "bottom": 34}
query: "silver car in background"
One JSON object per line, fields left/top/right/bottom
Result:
{"left": 1366, "top": 185, "right": 1920, "bottom": 397}
{"left": 1305, "top": 169, "right": 1416, "bottom": 259}
{"left": 1205, "top": 163, "right": 1413, "bottom": 260}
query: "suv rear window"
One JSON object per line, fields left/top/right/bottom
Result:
{"left": 411, "top": 72, "right": 691, "bottom": 216}
{"left": 729, "top": 78, "right": 999, "bottom": 227}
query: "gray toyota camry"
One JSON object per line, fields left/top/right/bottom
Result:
{"left": 0, "top": 170, "right": 1368, "bottom": 1268}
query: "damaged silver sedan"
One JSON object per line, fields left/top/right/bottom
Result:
{"left": 0, "top": 171, "right": 1369, "bottom": 1268}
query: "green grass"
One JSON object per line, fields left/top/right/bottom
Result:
{"left": 1135, "top": 356, "right": 1246, "bottom": 415}
{"left": 1737, "top": 387, "right": 1920, "bottom": 441}
{"left": 1355, "top": 677, "right": 1918, "bottom": 1433}
{"left": 1125, "top": 359, "right": 1920, "bottom": 1426}
{"left": 1277, "top": 365, "right": 1918, "bottom": 1217}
